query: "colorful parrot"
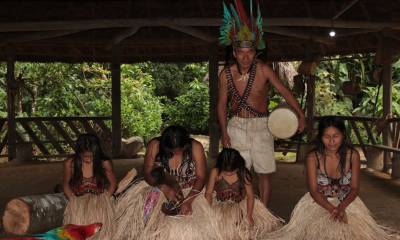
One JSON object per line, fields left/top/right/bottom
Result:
{"left": 3, "top": 223, "right": 102, "bottom": 240}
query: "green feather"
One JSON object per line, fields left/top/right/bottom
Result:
{"left": 219, "top": 2, "right": 233, "bottom": 45}
{"left": 256, "top": 3, "right": 265, "bottom": 49}
{"left": 229, "top": 3, "right": 241, "bottom": 29}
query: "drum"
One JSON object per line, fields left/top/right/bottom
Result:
{"left": 267, "top": 106, "right": 299, "bottom": 139}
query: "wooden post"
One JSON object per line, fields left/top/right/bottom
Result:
{"left": 208, "top": 42, "right": 220, "bottom": 162}
{"left": 6, "top": 53, "right": 16, "bottom": 161}
{"left": 306, "top": 75, "right": 316, "bottom": 141}
{"left": 380, "top": 34, "right": 393, "bottom": 172}
{"left": 296, "top": 73, "right": 315, "bottom": 162}
{"left": 111, "top": 45, "right": 122, "bottom": 158}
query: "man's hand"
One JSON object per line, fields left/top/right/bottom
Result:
{"left": 298, "top": 114, "right": 306, "bottom": 133}
{"left": 221, "top": 133, "right": 231, "bottom": 148}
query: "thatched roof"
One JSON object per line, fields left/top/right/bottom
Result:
{"left": 0, "top": 0, "right": 399, "bottom": 63}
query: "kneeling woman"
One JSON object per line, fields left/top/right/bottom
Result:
{"left": 114, "top": 125, "right": 221, "bottom": 240}
{"left": 205, "top": 148, "right": 283, "bottom": 240}
{"left": 268, "top": 116, "right": 394, "bottom": 240}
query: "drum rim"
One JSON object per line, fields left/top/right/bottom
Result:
{"left": 267, "top": 107, "right": 299, "bottom": 139}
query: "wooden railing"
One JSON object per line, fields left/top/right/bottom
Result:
{"left": 312, "top": 116, "right": 400, "bottom": 153}
{"left": 0, "top": 117, "right": 112, "bottom": 158}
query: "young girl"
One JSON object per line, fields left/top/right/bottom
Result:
{"left": 205, "top": 148, "right": 283, "bottom": 240}
{"left": 63, "top": 133, "right": 117, "bottom": 240}
{"left": 267, "top": 116, "right": 395, "bottom": 240}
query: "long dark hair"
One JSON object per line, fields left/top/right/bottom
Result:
{"left": 215, "top": 148, "right": 252, "bottom": 194}
{"left": 71, "top": 133, "right": 107, "bottom": 188}
{"left": 157, "top": 125, "right": 192, "bottom": 168}
{"left": 314, "top": 116, "right": 354, "bottom": 175}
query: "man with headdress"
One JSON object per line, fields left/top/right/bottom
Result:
{"left": 217, "top": 0, "right": 306, "bottom": 207}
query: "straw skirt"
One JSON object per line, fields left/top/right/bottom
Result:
{"left": 114, "top": 180, "right": 222, "bottom": 240}
{"left": 267, "top": 192, "right": 395, "bottom": 240}
{"left": 212, "top": 197, "right": 283, "bottom": 240}
{"left": 63, "top": 193, "right": 115, "bottom": 240}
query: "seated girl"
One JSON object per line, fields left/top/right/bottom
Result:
{"left": 205, "top": 148, "right": 283, "bottom": 240}
{"left": 63, "top": 133, "right": 117, "bottom": 240}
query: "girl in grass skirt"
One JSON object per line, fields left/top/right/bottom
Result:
{"left": 63, "top": 133, "right": 117, "bottom": 240}
{"left": 205, "top": 148, "right": 283, "bottom": 240}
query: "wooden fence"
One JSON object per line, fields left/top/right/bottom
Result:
{"left": 0, "top": 117, "right": 112, "bottom": 159}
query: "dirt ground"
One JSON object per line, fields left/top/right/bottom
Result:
{"left": 1, "top": 157, "right": 399, "bottom": 237}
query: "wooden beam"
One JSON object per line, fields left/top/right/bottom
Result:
{"left": 111, "top": 45, "right": 122, "bottom": 158}
{"left": 106, "top": 27, "right": 140, "bottom": 50}
{"left": 0, "top": 30, "right": 81, "bottom": 43}
{"left": 265, "top": 27, "right": 333, "bottom": 45}
{"left": 0, "top": 18, "right": 399, "bottom": 32}
{"left": 332, "top": 0, "right": 359, "bottom": 20}
{"left": 165, "top": 25, "right": 215, "bottom": 42}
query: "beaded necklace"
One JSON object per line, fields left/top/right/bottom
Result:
{"left": 226, "top": 63, "right": 268, "bottom": 117}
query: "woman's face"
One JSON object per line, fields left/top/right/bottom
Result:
{"left": 80, "top": 151, "right": 94, "bottom": 164}
{"left": 171, "top": 148, "right": 183, "bottom": 155}
{"left": 322, "top": 126, "right": 344, "bottom": 152}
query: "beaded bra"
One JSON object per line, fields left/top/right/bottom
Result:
{"left": 156, "top": 152, "right": 197, "bottom": 190}
{"left": 71, "top": 176, "right": 104, "bottom": 196}
{"left": 214, "top": 177, "right": 245, "bottom": 203}
{"left": 315, "top": 151, "right": 352, "bottom": 202}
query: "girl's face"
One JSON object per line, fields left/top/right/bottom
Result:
{"left": 222, "top": 169, "right": 238, "bottom": 176}
{"left": 80, "top": 151, "right": 94, "bottom": 164}
{"left": 322, "top": 126, "right": 344, "bottom": 152}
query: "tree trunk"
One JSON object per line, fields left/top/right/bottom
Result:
{"left": 2, "top": 193, "right": 67, "bottom": 235}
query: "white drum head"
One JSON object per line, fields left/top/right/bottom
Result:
{"left": 268, "top": 108, "right": 299, "bottom": 139}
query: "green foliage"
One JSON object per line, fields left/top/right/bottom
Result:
{"left": 354, "top": 83, "right": 400, "bottom": 117}
{"left": 139, "top": 62, "right": 208, "bottom": 100}
{"left": 0, "top": 62, "right": 163, "bottom": 140}
{"left": 163, "top": 80, "right": 209, "bottom": 134}
{"left": 120, "top": 65, "right": 163, "bottom": 140}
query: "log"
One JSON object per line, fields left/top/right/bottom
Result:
{"left": 2, "top": 193, "right": 67, "bottom": 235}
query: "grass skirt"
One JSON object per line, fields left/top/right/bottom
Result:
{"left": 212, "top": 197, "right": 283, "bottom": 239}
{"left": 114, "top": 180, "right": 222, "bottom": 240}
{"left": 63, "top": 193, "right": 115, "bottom": 240}
{"left": 267, "top": 192, "right": 395, "bottom": 240}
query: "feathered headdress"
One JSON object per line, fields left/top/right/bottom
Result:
{"left": 219, "top": 0, "right": 265, "bottom": 50}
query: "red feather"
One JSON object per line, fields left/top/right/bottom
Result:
{"left": 234, "top": 0, "right": 251, "bottom": 27}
